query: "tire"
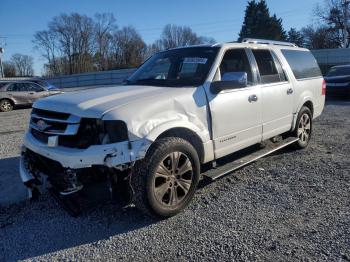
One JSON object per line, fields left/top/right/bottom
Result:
{"left": 131, "top": 137, "right": 200, "bottom": 217}
{"left": 291, "top": 106, "right": 313, "bottom": 149}
{"left": 0, "top": 99, "right": 13, "bottom": 112}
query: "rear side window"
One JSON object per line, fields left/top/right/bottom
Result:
{"left": 281, "top": 50, "right": 322, "bottom": 80}
{"left": 7, "top": 83, "right": 27, "bottom": 91}
{"left": 252, "top": 49, "right": 281, "bottom": 84}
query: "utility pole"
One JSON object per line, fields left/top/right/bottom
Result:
{"left": 0, "top": 47, "right": 4, "bottom": 78}
{"left": 0, "top": 36, "right": 6, "bottom": 78}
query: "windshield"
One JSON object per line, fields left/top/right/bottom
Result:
{"left": 126, "top": 46, "right": 220, "bottom": 87}
{"left": 327, "top": 66, "right": 350, "bottom": 77}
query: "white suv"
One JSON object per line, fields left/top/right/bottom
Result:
{"left": 20, "top": 39, "right": 325, "bottom": 217}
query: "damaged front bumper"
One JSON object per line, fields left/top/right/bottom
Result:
{"left": 20, "top": 131, "right": 151, "bottom": 198}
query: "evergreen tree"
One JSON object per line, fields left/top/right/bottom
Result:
{"left": 287, "top": 28, "right": 304, "bottom": 47}
{"left": 238, "top": 0, "right": 287, "bottom": 41}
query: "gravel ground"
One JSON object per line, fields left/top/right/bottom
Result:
{"left": 0, "top": 101, "right": 349, "bottom": 261}
{"left": 0, "top": 109, "right": 31, "bottom": 204}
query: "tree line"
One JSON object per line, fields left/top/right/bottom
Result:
{"left": 3, "top": 0, "right": 349, "bottom": 77}
{"left": 240, "top": 0, "right": 350, "bottom": 49}
{"left": 32, "top": 13, "right": 214, "bottom": 77}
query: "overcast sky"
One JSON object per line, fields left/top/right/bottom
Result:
{"left": 0, "top": 0, "right": 320, "bottom": 76}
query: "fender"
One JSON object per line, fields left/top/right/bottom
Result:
{"left": 291, "top": 95, "right": 314, "bottom": 131}
{"left": 1, "top": 97, "right": 16, "bottom": 105}
{"left": 145, "top": 119, "right": 210, "bottom": 143}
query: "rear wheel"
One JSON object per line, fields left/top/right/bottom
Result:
{"left": 131, "top": 137, "right": 200, "bottom": 217}
{"left": 292, "top": 106, "right": 312, "bottom": 149}
{"left": 0, "top": 99, "right": 13, "bottom": 112}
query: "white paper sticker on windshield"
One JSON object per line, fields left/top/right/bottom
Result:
{"left": 183, "top": 57, "right": 208, "bottom": 64}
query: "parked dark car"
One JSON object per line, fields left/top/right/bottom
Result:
{"left": 0, "top": 81, "right": 63, "bottom": 112}
{"left": 324, "top": 65, "right": 350, "bottom": 98}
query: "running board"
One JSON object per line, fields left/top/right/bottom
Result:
{"left": 202, "top": 137, "right": 298, "bottom": 181}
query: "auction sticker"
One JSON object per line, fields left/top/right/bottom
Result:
{"left": 183, "top": 57, "right": 208, "bottom": 64}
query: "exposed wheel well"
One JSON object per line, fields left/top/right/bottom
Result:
{"left": 156, "top": 127, "right": 205, "bottom": 163}
{"left": 303, "top": 101, "right": 314, "bottom": 116}
{"left": 0, "top": 98, "right": 14, "bottom": 105}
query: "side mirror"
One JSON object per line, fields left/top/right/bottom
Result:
{"left": 210, "top": 72, "right": 248, "bottom": 94}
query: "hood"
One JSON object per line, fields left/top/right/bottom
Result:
{"left": 33, "top": 85, "right": 189, "bottom": 118}
{"left": 325, "top": 75, "right": 350, "bottom": 83}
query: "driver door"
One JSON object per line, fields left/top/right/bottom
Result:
{"left": 205, "top": 48, "right": 262, "bottom": 158}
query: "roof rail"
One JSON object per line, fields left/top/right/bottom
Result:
{"left": 242, "top": 38, "right": 297, "bottom": 47}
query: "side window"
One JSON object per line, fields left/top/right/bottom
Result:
{"left": 219, "top": 48, "right": 253, "bottom": 85}
{"left": 252, "top": 49, "right": 280, "bottom": 84}
{"left": 271, "top": 52, "right": 287, "bottom": 82}
{"left": 21, "top": 83, "right": 31, "bottom": 92}
{"left": 9, "top": 83, "right": 24, "bottom": 91}
{"left": 28, "top": 83, "right": 44, "bottom": 92}
{"left": 281, "top": 49, "right": 322, "bottom": 80}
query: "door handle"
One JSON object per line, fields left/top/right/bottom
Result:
{"left": 29, "top": 92, "right": 35, "bottom": 95}
{"left": 287, "top": 88, "right": 294, "bottom": 95}
{"left": 248, "top": 94, "right": 258, "bottom": 102}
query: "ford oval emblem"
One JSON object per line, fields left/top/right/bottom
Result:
{"left": 36, "top": 119, "right": 50, "bottom": 131}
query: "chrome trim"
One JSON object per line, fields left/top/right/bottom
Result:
{"left": 31, "top": 113, "right": 80, "bottom": 124}
{"left": 30, "top": 123, "right": 80, "bottom": 135}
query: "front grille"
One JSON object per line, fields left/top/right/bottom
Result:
{"left": 32, "top": 108, "right": 70, "bottom": 121}
{"left": 30, "top": 108, "right": 80, "bottom": 136}
{"left": 29, "top": 108, "right": 128, "bottom": 149}
{"left": 31, "top": 128, "right": 49, "bottom": 144}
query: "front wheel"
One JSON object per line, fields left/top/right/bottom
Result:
{"left": 292, "top": 106, "right": 313, "bottom": 149}
{"left": 131, "top": 137, "right": 200, "bottom": 217}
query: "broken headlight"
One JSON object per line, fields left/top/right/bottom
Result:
{"left": 59, "top": 119, "right": 129, "bottom": 149}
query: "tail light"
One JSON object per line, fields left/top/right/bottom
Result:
{"left": 322, "top": 79, "right": 326, "bottom": 96}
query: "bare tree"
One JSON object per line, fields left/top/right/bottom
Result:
{"left": 3, "top": 61, "right": 17, "bottom": 77}
{"left": 10, "top": 54, "right": 34, "bottom": 76}
{"left": 315, "top": 0, "right": 350, "bottom": 47}
{"left": 113, "top": 26, "right": 146, "bottom": 68}
{"left": 159, "top": 24, "right": 201, "bottom": 49}
{"left": 94, "top": 13, "right": 117, "bottom": 71}
{"left": 48, "top": 13, "right": 95, "bottom": 74}
{"left": 33, "top": 14, "right": 217, "bottom": 75}
{"left": 33, "top": 30, "right": 59, "bottom": 76}
{"left": 301, "top": 25, "right": 340, "bottom": 49}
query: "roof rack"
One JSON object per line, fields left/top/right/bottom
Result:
{"left": 242, "top": 38, "right": 297, "bottom": 47}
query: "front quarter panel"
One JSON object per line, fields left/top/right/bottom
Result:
{"left": 102, "top": 86, "right": 211, "bottom": 143}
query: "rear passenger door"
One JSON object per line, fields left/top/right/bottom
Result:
{"left": 250, "top": 49, "right": 294, "bottom": 140}
{"left": 7, "top": 83, "right": 31, "bottom": 104}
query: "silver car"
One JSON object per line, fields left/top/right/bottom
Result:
{"left": 0, "top": 81, "right": 63, "bottom": 112}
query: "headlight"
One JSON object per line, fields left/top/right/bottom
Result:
{"left": 59, "top": 119, "right": 129, "bottom": 149}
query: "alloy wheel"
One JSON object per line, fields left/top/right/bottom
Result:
{"left": 153, "top": 151, "right": 193, "bottom": 207}
{"left": 297, "top": 113, "right": 311, "bottom": 143}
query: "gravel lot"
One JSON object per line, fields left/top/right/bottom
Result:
{"left": 0, "top": 101, "right": 349, "bottom": 261}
